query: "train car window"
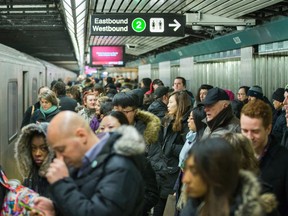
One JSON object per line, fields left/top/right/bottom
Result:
{"left": 8, "top": 80, "right": 18, "bottom": 143}
{"left": 32, "top": 78, "right": 38, "bottom": 105}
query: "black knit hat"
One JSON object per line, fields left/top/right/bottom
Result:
{"left": 153, "top": 86, "right": 169, "bottom": 99}
{"left": 272, "top": 88, "right": 285, "bottom": 102}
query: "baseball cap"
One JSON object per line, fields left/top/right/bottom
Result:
{"left": 153, "top": 86, "right": 169, "bottom": 99}
{"left": 200, "top": 87, "right": 229, "bottom": 105}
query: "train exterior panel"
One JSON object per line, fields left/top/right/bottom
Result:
{"left": 0, "top": 43, "right": 76, "bottom": 179}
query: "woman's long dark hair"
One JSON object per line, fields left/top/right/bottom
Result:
{"left": 192, "top": 106, "right": 206, "bottom": 142}
{"left": 187, "top": 137, "right": 240, "bottom": 216}
{"left": 163, "top": 90, "right": 191, "bottom": 132}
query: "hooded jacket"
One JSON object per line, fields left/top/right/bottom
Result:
{"left": 51, "top": 125, "right": 146, "bottom": 216}
{"left": 14, "top": 123, "right": 54, "bottom": 197}
{"left": 134, "top": 110, "right": 167, "bottom": 182}
{"left": 180, "top": 170, "right": 278, "bottom": 216}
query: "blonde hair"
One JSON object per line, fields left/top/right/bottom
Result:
{"left": 39, "top": 89, "right": 59, "bottom": 107}
{"left": 223, "top": 132, "right": 259, "bottom": 174}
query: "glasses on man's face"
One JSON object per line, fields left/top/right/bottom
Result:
{"left": 113, "top": 107, "right": 135, "bottom": 114}
{"left": 121, "top": 109, "right": 135, "bottom": 114}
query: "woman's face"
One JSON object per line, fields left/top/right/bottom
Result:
{"left": 167, "top": 95, "right": 177, "bottom": 116}
{"left": 182, "top": 156, "right": 208, "bottom": 198}
{"left": 40, "top": 98, "right": 52, "bottom": 110}
{"left": 188, "top": 111, "right": 196, "bottom": 132}
{"left": 199, "top": 89, "right": 208, "bottom": 102}
{"left": 31, "top": 135, "right": 49, "bottom": 167}
{"left": 99, "top": 116, "right": 121, "bottom": 133}
{"left": 95, "top": 99, "right": 101, "bottom": 115}
{"left": 85, "top": 95, "right": 96, "bottom": 109}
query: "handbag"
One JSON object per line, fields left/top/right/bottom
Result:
{"left": 0, "top": 170, "right": 39, "bottom": 216}
{"left": 163, "top": 194, "right": 176, "bottom": 216}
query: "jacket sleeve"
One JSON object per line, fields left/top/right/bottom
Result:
{"left": 142, "top": 159, "right": 159, "bottom": 214}
{"left": 21, "top": 106, "right": 33, "bottom": 128}
{"left": 50, "top": 157, "right": 143, "bottom": 216}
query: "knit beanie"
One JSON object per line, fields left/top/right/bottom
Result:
{"left": 272, "top": 88, "right": 285, "bottom": 102}
{"left": 247, "top": 85, "right": 263, "bottom": 99}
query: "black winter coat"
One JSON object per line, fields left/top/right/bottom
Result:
{"left": 50, "top": 127, "right": 145, "bottom": 216}
{"left": 148, "top": 99, "right": 167, "bottom": 120}
{"left": 259, "top": 135, "right": 288, "bottom": 216}
{"left": 21, "top": 101, "right": 41, "bottom": 128}
{"left": 159, "top": 111, "right": 190, "bottom": 198}
{"left": 30, "top": 108, "right": 60, "bottom": 123}
{"left": 58, "top": 95, "right": 77, "bottom": 112}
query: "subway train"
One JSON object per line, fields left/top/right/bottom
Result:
{"left": 0, "top": 43, "right": 76, "bottom": 179}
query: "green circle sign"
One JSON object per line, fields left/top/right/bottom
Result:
{"left": 132, "top": 18, "right": 146, "bottom": 33}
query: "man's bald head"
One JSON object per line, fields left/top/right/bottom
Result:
{"left": 48, "top": 111, "right": 91, "bottom": 138}
{"left": 47, "top": 111, "right": 99, "bottom": 167}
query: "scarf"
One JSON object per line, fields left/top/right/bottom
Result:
{"left": 206, "top": 104, "right": 234, "bottom": 132}
{"left": 40, "top": 105, "right": 58, "bottom": 116}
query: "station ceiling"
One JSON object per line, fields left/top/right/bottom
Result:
{"left": 0, "top": 0, "right": 288, "bottom": 74}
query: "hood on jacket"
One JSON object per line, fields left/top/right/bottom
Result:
{"left": 113, "top": 125, "right": 146, "bottom": 156}
{"left": 135, "top": 110, "right": 161, "bottom": 145}
{"left": 15, "top": 123, "right": 54, "bottom": 179}
{"left": 234, "top": 170, "right": 277, "bottom": 216}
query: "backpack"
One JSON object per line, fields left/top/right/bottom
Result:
{"left": 0, "top": 170, "right": 39, "bottom": 216}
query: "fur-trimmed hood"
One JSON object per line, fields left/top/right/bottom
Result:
{"left": 234, "top": 170, "right": 278, "bottom": 216}
{"left": 14, "top": 123, "right": 54, "bottom": 179}
{"left": 135, "top": 110, "right": 161, "bottom": 145}
{"left": 112, "top": 125, "right": 146, "bottom": 156}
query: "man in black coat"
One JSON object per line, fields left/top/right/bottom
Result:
{"left": 31, "top": 111, "right": 145, "bottom": 216}
{"left": 241, "top": 99, "right": 288, "bottom": 216}
{"left": 52, "top": 81, "right": 77, "bottom": 112}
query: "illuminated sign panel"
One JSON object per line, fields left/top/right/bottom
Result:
{"left": 91, "top": 13, "right": 185, "bottom": 37}
{"left": 90, "top": 46, "right": 125, "bottom": 66}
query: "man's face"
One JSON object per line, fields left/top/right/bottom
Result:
{"left": 237, "top": 88, "right": 248, "bottom": 101}
{"left": 284, "top": 91, "right": 288, "bottom": 105}
{"left": 47, "top": 131, "right": 86, "bottom": 168}
{"left": 173, "top": 79, "right": 185, "bottom": 91}
{"left": 204, "top": 101, "right": 227, "bottom": 121}
{"left": 113, "top": 105, "right": 136, "bottom": 125}
{"left": 240, "top": 114, "right": 271, "bottom": 155}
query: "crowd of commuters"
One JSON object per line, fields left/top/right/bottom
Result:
{"left": 0, "top": 75, "right": 286, "bottom": 216}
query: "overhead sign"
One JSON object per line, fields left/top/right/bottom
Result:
{"left": 91, "top": 13, "right": 185, "bottom": 37}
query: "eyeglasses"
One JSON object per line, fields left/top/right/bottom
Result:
{"left": 121, "top": 109, "right": 135, "bottom": 114}
{"left": 113, "top": 107, "right": 135, "bottom": 114}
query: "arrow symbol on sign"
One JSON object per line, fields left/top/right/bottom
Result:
{"left": 168, "top": 19, "right": 181, "bottom": 31}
